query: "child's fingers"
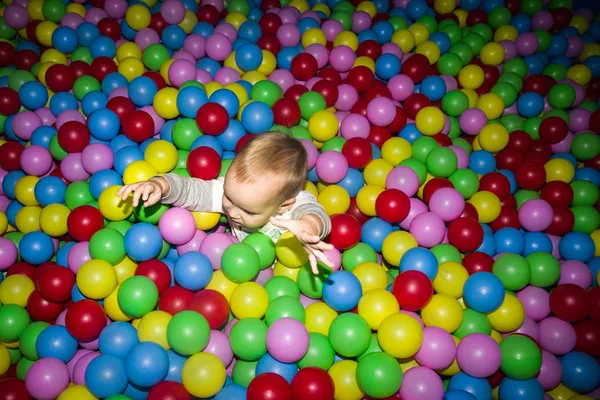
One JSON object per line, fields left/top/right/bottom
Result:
{"left": 308, "top": 253, "right": 319, "bottom": 274}
{"left": 142, "top": 184, "right": 154, "bottom": 201}
{"left": 131, "top": 189, "right": 144, "bottom": 207}
{"left": 313, "top": 249, "right": 334, "bottom": 268}
{"left": 301, "top": 232, "right": 321, "bottom": 244}
{"left": 119, "top": 184, "right": 138, "bottom": 200}
{"left": 144, "top": 193, "right": 161, "bottom": 207}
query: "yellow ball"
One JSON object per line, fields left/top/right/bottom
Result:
{"left": 179, "top": 11, "right": 198, "bottom": 35}
{"left": 98, "top": 185, "right": 134, "bottom": 221}
{"left": 308, "top": 110, "right": 338, "bottom": 142}
{"left": 328, "top": 360, "right": 363, "bottom": 400}
{"left": 192, "top": 211, "right": 221, "bottom": 231}
{"left": 486, "top": 293, "right": 525, "bottom": 333}
{"left": 352, "top": 262, "right": 388, "bottom": 293}
{"left": 353, "top": 56, "right": 375, "bottom": 73}
{"left": 15, "top": 175, "right": 39, "bottom": 206}
{"left": 225, "top": 11, "right": 247, "bottom": 29}
{"left": 570, "top": 15, "right": 589, "bottom": 34}
{"left": 363, "top": 159, "right": 394, "bottom": 188}
{"left": 358, "top": 289, "right": 400, "bottom": 330}
{"left": 104, "top": 286, "right": 132, "bottom": 322}
{"left": 241, "top": 70, "right": 267, "bottom": 85}
{"left": 159, "top": 58, "right": 176, "bottom": 85}
{"left": 490, "top": 329, "right": 503, "bottom": 344}
{"left": 477, "top": 93, "right": 504, "bottom": 120}
{"left": 477, "top": 123, "right": 509, "bottom": 153}
{"left": 257, "top": 50, "right": 277, "bottom": 76}
{"left": 382, "top": 231, "right": 418, "bottom": 267}
{"left": 544, "top": 158, "right": 575, "bottom": 183}
{"left": 137, "top": 310, "right": 172, "bottom": 349}
{"left": 416, "top": 41, "right": 441, "bottom": 65}
{"left": 567, "top": 64, "right": 592, "bottom": 87}
{"left": 123, "top": 160, "right": 158, "bottom": 185}
{"left": 114, "top": 256, "right": 137, "bottom": 284}
{"left": 289, "top": 0, "right": 309, "bottom": 13}
{"left": 0, "top": 211, "right": 8, "bottom": 235}
{"left": 416, "top": 106, "right": 445, "bottom": 136}
{"left": 0, "top": 344, "right": 10, "bottom": 375}
{"left": 118, "top": 57, "right": 145, "bottom": 82}
{"left": 580, "top": 43, "right": 600, "bottom": 62}
{"left": 461, "top": 88, "right": 479, "bottom": 108}
{"left": 77, "top": 259, "right": 118, "bottom": 299}
{"left": 41, "top": 49, "right": 67, "bottom": 65}
{"left": 459, "top": 65, "right": 485, "bottom": 90}
{"left": 182, "top": 353, "right": 226, "bottom": 399}
{"left": 313, "top": 4, "right": 331, "bottom": 17}
{"left": 39, "top": 204, "right": 70, "bottom": 237}
{"left": 438, "top": 336, "right": 461, "bottom": 376}
{"left": 304, "top": 181, "right": 319, "bottom": 198}
{"left": 356, "top": 1, "right": 377, "bottom": 17}
{"left": 356, "top": 184, "right": 384, "bottom": 216}
{"left": 333, "top": 31, "right": 359, "bottom": 52}
{"left": 408, "top": 23, "right": 430, "bottom": 46}
{"left": 35, "top": 21, "right": 57, "bottom": 47}
{"left": 377, "top": 312, "right": 423, "bottom": 358}
{"left": 153, "top": 88, "right": 180, "bottom": 119}
{"left": 37, "top": 62, "right": 55, "bottom": 87}
{"left": 494, "top": 26, "right": 518, "bottom": 42}
{"left": 116, "top": 42, "right": 142, "bottom": 62}
{"left": 0, "top": 275, "right": 35, "bottom": 307}
{"left": 125, "top": 4, "right": 151, "bottom": 31}
{"left": 15, "top": 206, "right": 41, "bottom": 234}
{"left": 57, "top": 385, "right": 97, "bottom": 400}
{"left": 434, "top": 0, "right": 456, "bottom": 13}
{"left": 230, "top": 282, "right": 268, "bottom": 319}
{"left": 276, "top": 231, "right": 309, "bottom": 267}
{"left": 546, "top": 384, "right": 577, "bottom": 400}
{"left": 224, "top": 82, "right": 249, "bottom": 106}
{"left": 273, "top": 261, "right": 300, "bottom": 282}
{"left": 318, "top": 185, "right": 350, "bottom": 216}
{"left": 206, "top": 270, "right": 238, "bottom": 301}
{"left": 468, "top": 191, "right": 501, "bottom": 224}
{"left": 392, "top": 29, "right": 415, "bottom": 53}
{"left": 381, "top": 137, "right": 412, "bottom": 166}
{"left": 305, "top": 302, "right": 338, "bottom": 336}
{"left": 421, "top": 294, "right": 464, "bottom": 333}
{"left": 453, "top": 9, "right": 468, "bottom": 27}
{"left": 27, "top": 0, "right": 44, "bottom": 20}
{"left": 433, "top": 262, "right": 469, "bottom": 299}
{"left": 591, "top": 229, "right": 600, "bottom": 257}
{"left": 144, "top": 140, "right": 178, "bottom": 173}
{"left": 66, "top": 4, "right": 86, "bottom": 17}
{"left": 302, "top": 28, "right": 327, "bottom": 48}
{"left": 224, "top": 53, "right": 244, "bottom": 75}
{"left": 480, "top": 42, "right": 505, "bottom": 66}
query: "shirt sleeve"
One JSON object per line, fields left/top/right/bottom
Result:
{"left": 290, "top": 191, "right": 331, "bottom": 239}
{"left": 160, "top": 174, "right": 224, "bottom": 213}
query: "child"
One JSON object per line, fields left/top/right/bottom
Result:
{"left": 117, "top": 132, "right": 333, "bottom": 273}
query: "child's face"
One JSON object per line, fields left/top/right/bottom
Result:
{"left": 222, "top": 172, "right": 284, "bottom": 230}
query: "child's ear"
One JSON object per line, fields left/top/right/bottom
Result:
{"left": 278, "top": 198, "right": 296, "bottom": 213}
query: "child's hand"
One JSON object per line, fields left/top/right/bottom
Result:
{"left": 270, "top": 216, "right": 335, "bottom": 274}
{"left": 116, "top": 179, "right": 164, "bottom": 208}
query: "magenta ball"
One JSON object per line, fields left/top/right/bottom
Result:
{"left": 269, "top": 69, "right": 295, "bottom": 93}
{"left": 214, "top": 23, "right": 237, "bottom": 42}
{"left": 456, "top": 333, "right": 501, "bottom": 378}
{"left": 516, "top": 32, "right": 539, "bottom": 56}
{"left": 203, "top": 330, "right": 234, "bottom": 367}
{"left": 315, "top": 150, "right": 349, "bottom": 183}
{"left": 415, "top": 326, "right": 456, "bottom": 370}
{"left": 366, "top": 97, "right": 396, "bottom": 126}
{"left": 388, "top": 74, "right": 415, "bottom": 102}
{"left": 329, "top": 45, "right": 356, "bottom": 73}
{"left": 399, "top": 366, "right": 444, "bottom": 400}
{"left": 385, "top": 166, "right": 420, "bottom": 197}
{"left": 399, "top": 198, "right": 428, "bottom": 230}
{"left": 507, "top": 316, "right": 540, "bottom": 342}
{"left": 214, "top": 67, "right": 241, "bottom": 85}
{"left": 159, "top": 207, "right": 196, "bottom": 245}
{"left": 104, "top": 0, "right": 127, "bottom": 18}
{"left": 566, "top": 36, "right": 584, "bottom": 58}
{"left": 183, "top": 34, "right": 206, "bottom": 59}
{"left": 205, "top": 33, "right": 232, "bottom": 61}
{"left": 352, "top": 11, "right": 372, "bottom": 33}
{"left": 537, "top": 350, "right": 563, "bottom": 390}
{"left": 276, "top": 24, "right": 301, "bottom": 47}
{"left": 532, "top": 11, "right": 554, "bottom": 30}
{"left": 516, "top": 286, "right": 551, "bottom": 321}
{"left": 0, "top": 237, "right": 17, "bottom": 270}
{"left": 161, "top": 0, "right": 186, "bottom": 24}
{"left": 449, "top": 145, "right": 469, "bottom": 169}
{"left": 81, "top": 143, "right": 114, "bottom": 174}
{"left": 266, "top": 317, "right": 309, "bottom": 363}
{"left": 340, "top": 113, "right": 370, "bottom": 139}
{"left": 66, "top": 349, "right": 94, "bottom": 381}
{"left": 323, "top": 247, "right": 342, "bottom": 271}
{"left": 67, "top": 241, "right": 91, "bottom": 274}
{"left": 429, "top": 187, "right": 465, "bottom": 222}
{"left": 305, "top": 44, "right": 329, "bottom": 69}
{"left": 168, "top": 59, "right": 197, "bottom": 88}
{"left": 177, "top": 229, "right": 207, "bottom": 255}
{"left": 300, "top": 139, "right": 319, "bottom": 170}
{"left": 538, "top": 317, "right": 576, "bottom": 355}
{"left": 4, "top": 4, "right": 29, "bottom": 29}
{"left": 335, "top": 84, "right": 359, "bottom": 112}
{"left": 135, "top": 28, "right": 160, "bottom": 50}
{"left": 25, "top": 358, "right": 70, "bottom": 400}
{"left": 459, "top": 108, "right": 487, "bottom": 135}
{"left": 72, "top": 352, "right": 100, "bottom": 386}
{"left": 12, "top": 110, "right": 42, "bottom": 141}
{"left": 558, "top": 260, "right": 593, "bottom": 288}
{"left": 199, "top": 232, "right": 233, "bottom": 270}
{"left": 409, "top": 211, "right": 446, "bottom": 248}
{"left": 56, "top": 110, "right": 86, "bottom": 130}
{"left": 60, "top": 152, "right": 91, "bottom": 182}
{"left": 321, "top": 19, "right": 344, "bottom": 42}
{"left": 518, "top": 199, "right": 553, "bottom": 232}
{"left": 20, "top": 145, "right": 53, "bottom": 176}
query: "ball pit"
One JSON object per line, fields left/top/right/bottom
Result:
{"left": 0, "top": 0, "right": 600, "bottom": 398}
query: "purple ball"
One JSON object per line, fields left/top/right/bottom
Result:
{"left": 558, "top": 260, "right": 593, "bottom": 289}
{"left": 300, "top": 139, "right": 319, "bottom": 170}
{"left": 429, "top": 187, "right": 465, "bottom": 222}
{"left": 415, "top": 326, "right": 456, "bottom": 370}
{"left": 173, "top": 50, "right": 196, "bottom": 64}
{"left": 67, "top": 241, "right": 91, "bottom": 274}
{"left": 140, "top": 105, "right": 165, "bottom": 135}
{"left": 388, "top": 74, "right": 415, "bottom": 102}
{"left": 168, "top": 59, "right": 197, "bottom": 88}
{"left": 66, "top": 349, "right": 94, "bottom": 381}
{"left": 532, "top": 11, "right": 554, "bottom": 30}
{"left": 214, "top": 67, "right": 241, "bottom": 85}
{"left": 366, "top": 97, "right": 396, "bottom": 127}
{"left": 516, "top": 286, "right": 551, "bottom": 321}
{"left": 506, "top": 316, "right": 540, "bottom": 342}
{"left": 0, "top": 237, "right": 17, "bottom": 271}
{"left": 203, "top": 330, "right": 234, "bottom": 367}
{"left": 566, "top": 36, "right": 584, "bottom": 58}
{"left": 537, "top": 350, "right": 562, "bottom": 390}
{"left": 321, "top": 20, "right": 344, "bottom": 42}
{"left": 399, "top": 366, "right": 444, "bottom": 400}
{"left": 538, "top": 317, "right": 576, "bottom": 355}
{"left": 73, "top": 352, "right": 100, "bottom": 386}
{"left": 352, "top": 11, "right": 372, "bottom": 33}
{"left": 516, "top": 33, "right": 539, "bottom": 56}
{"left": 459, "top": 108, "right": 487, "bottom": 135}
{"left": 278, "top": 7, "right": 299, "bottom": 25}
{"left": 323, "top": 247, "right": 342, "bottom": 271}
{"left": 61, "top": 152, "right": 91, "bottom": 183}
{"left": 81, "top": 143, "right": 114, "bottom": 174}
{"left": 177, "top": 229, "right": 207, "bottom": 255}
{"left": 400, "top": 198, "right": 428, "bottom": 230}
{"left": 456, "top": 333, "right": 501, "bottom": 378}
{"left": 340, "top": 113, "right": 370, "bottom": 139}
{"left": 26, "top": 358, "right": 70, "bottom": 400}
{"left": 161, "top": 0, "right": 186, "bottom": 24}
{"left": 60, "top": 13, "right": 83, "bottom": 29}
{"left": 269, "top": 69, "right": 295, "bottom": 93}
{"left": 21, "top": 145, "right": 53, "bottom": 176}
{"left": 183, "top": 34, "right": 206, "bottom": 59}
{"left": 84, "top": 8, "right": 107, "bottom": 24}
{"left": 409, "top": 212, "right": 446, "bottom": 248}
{"left": 135, "top": 28, "right": 160, "bottom": 50}
{"left": 206, "top": 33, "right": 232, "bottom": 61}
{"left": 199, "top": 233, "right": 234, "bottom": 270}
{"left": 159, "top": 207, "right": 197, "bottom": 245}
{"left": 276, "top": 24, "right": 301, "bottom": 47}
{"left": 449, "top": 145, "right": 469, "bottom": 169}
{"left": 214, "top": 23, "right": 238, "bottom": 42}
{"left": 329, "top": 45, "right": 356, "bottom": 73}
{"left": 550, "top": 132, "right": 573, "bottom": 154}
{"left": 518, "top": 199, "right": 553, "bottom": 232}
{"left": 382, "top": 43, "right": 403, "bottom": 59}
{"left": 266, "top": 317, "right": 309, "bottom": 363}
{"left": 305, "top": 44, "right": 329, "bottom": 69}
{"left": 3, "top": 4, "right": 29, "bottom": 29}
{"left": 196, "top": 69, "right": 212, "bottom": 85}
{"left": 315, "top": 150, "right": 349, "bottom": 183}
{"left": 56, "top": 110, "right": 86, "bottom": 130}
{"left": 569, "top": 108, "right": 591, "bottom": 132}
{"left": 104, "top": 0, "right": 127, "bottom": 18}
{"left": 204, "top": 0, "right": 224, "bottom": 12}
{"left": 35, "top": 107, "right": 56, "bottom": 127}
{"left": 385, "top": 166, "right": 420, "bottom": 197}
{"left": 335, "top": 84, "right": 359, "bottom": 112}
{"left": 12, "top": 110, "right": 42, "bottom": 141}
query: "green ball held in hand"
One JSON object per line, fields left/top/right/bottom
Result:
{"left": 166, "top": 311, "right": 210, "bottom": 355}
{"left": 117, "top": 276, "right": 159, "bottom": 318}
{"left": 328, "top": 313, "right": 371, "bottom": 358}
{"left": 493, "top": 254, "right": 531, "bottom": 291}
{"left": 297, "top": 263, "right": 332, "bottom": 299}
{"left": 356, "top": 352, "right": 403, "bottom": 399}
{"left": 265, "top": 296, "right": 306, "bottom": 325}
{"left": 0, "top": 304, "right": 30, "bottom": 343}
{"left": 242, "top": 233, "right": 276, "bottom": 270}
{"left": 221, "top": 243, "right": 260, "bottom": 283}
{"left": 229, "top": 318, "right": 268, "bottom": 361}
{"left": 89, "top": 229, "right": 126, "bottom": 265}
{"left": 526, "top": 252, "right": 560, "bottom": 288}
{"left": 499, "top": 334, "right": 542, "bottom": 380}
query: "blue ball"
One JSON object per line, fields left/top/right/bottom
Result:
{"left": 448, "top": 372, "right": 492, "bottom": 400}
{"left": 590, "top": 257, "right": 600, "bottom": 287}
{"left": 123, "top": 383, "right": 150, "bottom": 400}
{"left": 430, "top": 32, "right": 451, "bottom": 54}
{"left": 559, "top": 232, "right": 595, "bottom": 262}
{"left": 49, "top": 92, "right": 78, "bottom": 116}
{"left": 469, "top": 150, "right": 496, "bottom": 175}
{"left": 34, "top": 176, "right": 67, "bottom": 206}
{"left": 322, "top": 271, "right": 363, "bottom": 312}
{"left": 19, "top": 81, "right": 48, "bottom": 110}
{"left": 241, "top": 101, "right": 274, "bottom": 134}
{"left": 192, "top": 22, "right": 214, "bottom": 38}
{"left": 255, "top": 353, "right": 298, "bottom": 383}
{"left": 443, "top": 390, "right": 477, "bottom": 400}
{"left": 233, "top": 38, "right": 252, "bottom": 52}
{"left": 30, "top": 126, "right": 56, "bottom": 149}
{"left": 90, "top": 36, "right": 117, "bottom": 59}
{"left": 307, "top": 166, "right": 319, "bottom": 182}
{"left": 399, "top": 123, "right": 423, "bottom": 144}
{"left": 460, "top": 0, "right": 482, "bottom": 11}
{"left": 129, "top": 76, "right": 158, "bottom": 107}
{"left": 498, "top": 377, "right": 543, "bottom": 400}
{"left": 197, "top": 57, "right": 221, "bottom": 78}
{"left": 162, "top": 25, "right": 186, "bottom": 50}
{"left": 338, "top": 168, "right": 364, "bottom": 198}
{"left": 358, "top": 30, "right": 378, "bottom": 44}
{"left": 71, "top": 283, "right": 87, "bottom": 302}
{"left": 560, "top": 351, "right": 600, "bottom": 393}
{"left": 210, "top": 88, "right": 240, "bottom": 118}
{"left": 114, "top": 146, "right": 144, "bottom": 176}
{"left": 375, "top": 53, "right": 401, "bottom": 81}
{"left": 88, "top": 109, "right": 121, "bottom": 141}
{"left": 3, "top": 171, "right": 25, "bottom": 200}
{"left": 125, "top": 342, "right": 169, "bottom": 388}
{"left": 238, "top": 21, "right": 262, "bottom": 42}
{"left": 511, "top": 14, "right": 532, "bottom": 34}
{"left": 463, "top": 272, "right": 505, "bottom": 313}
{"left": 494, "top": 227, "right": 525, "bottom": 255}
{"left": 102, "top": 73, "right": 129, "bottom": 95}
{"left": 361, "top": 217, "right": 393, "bottom": 253}
{"left": 86, "top": 354, "right": 129, "bottom": 398}
{"left": 99, "top": 322, "right": 139, "bottom": 358}
{"left": 406, "top": 0, "right": 429, "bottom": 20}
{"left": 124, "top": 222, "right": 163, "bottom": 261}
{"left": 420, "top": 76, "right": 447, "bottom": 102}
{"left": 81, "top": 91, "right": 108, "bottom": 116}
{"left": 497, "top": 169, "right": 517, "bottom": 194}
{"left": 574, "top": 167, "right": 600, "bottom": 187}
{"left": 76, "top": 22, "right": 100, "bottom": 47}
{"left": 217, "top": 120, "right": 246, "bottom": 151}
{"left": 298, "top": 17, "right": 320, "bottom": 34}
{"left": 277, "top": 47, "right": 300, "bottom": 70}
{"left": 372, "top": 21, "right": 394, "bottom": 43}
{"left": 165, "top": 350, "right": 187, "bottom": 383}
{"left": 399, "top": 248, "right": 439, "bottom": 280}
{"left": 191, "top": 135, "right": 223, "bottom": 157}
{"left": 174, "top": 251, "right": 214, "bottom": 291}
{"left": 517, "top": 92, "right": 544, "bottom": 118}
{"left": 19, "top": 231, "right": 54, "bottom": 265}
{"left": 159, "top": 120, "right": 177, "bottom": 143}
{"left": 177, "top": 85, "right": 208, "bottom": 118}
{"left": 120, "top": 19, "right": 137, "bottom": 41}
{"left": 371, "top": 143, "right": 381, "bottom": 159}
{"left": 56, "top": 242, "right": 76, "bottom": 268}
{"left": 235, "top": 43, "right": 263, "bottom": 71}
{"left": 5, "top": 201, "right": 22, "bottom": 227}
{"left": 523, "top": 232, "right": 552, "bottom": 256}
{"left": 90, "top": 170, "right": 123, "bottom": 200}
{"left": 139, "top": 138, "right": 157, "bottom": 154}
{"left": 475, "top": 231, "right": 497, "bottom": 257}
{"left": 547, "top": 35, "right": 568, "bottom": 58}
{"left": 111, "top": 134, "right": 138, "bottom": 153}
{"left": 215, "top": 384, "right": 247, "bottom": 400}
{"left": 524, "top": 55, "right": 545, "bottom": 75}
{"left": 36, "top": 325, "right": 78, "bottom": 362}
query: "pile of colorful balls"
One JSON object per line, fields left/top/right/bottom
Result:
{"left": 0, "top": 0, "right": 599, "bottom": 398}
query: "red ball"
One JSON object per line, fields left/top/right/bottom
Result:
{"left": 291, "top": 367, "right": 335, "bottom": 400}
{"left": 45, "top": 64, "right": 74, "bottom": 93}
{"left": 67, "top": 205, "right": 104, "bottom": 241}
{"left": 0, "top": 377, "right": 32, "bottom": 400}
{"left": 523, "top": 151, "right": 551, "bottom": 165}
{"left": 507, "top": 130, "right": 533, "bottom": 152}
{"left": 312, "top": 79, "right": 339, "bottom": 108}
{"left": 6, "top": 262, "right": 36, "bottom": 282}
{"left": 65, "top": 299, "right": 107, "bottom": 341}
{"left": 196, "top": 4, "right": 219, "bottom": 25}
{"left": 257, "top": 35, "right": 281, "bottom": 56}
{"left": 347, "top": 66, "right": 375, "bottom": 93}
{"left": 150, "top": 13, "right": 168, "bottom": 36}
{"left": 97, "top": 18, "right": 121, "bottom": 41}
{"left": 342, "top": 137, "right": 373, "bottom": 169}
{"left": 90, "top": 56, "right": 118, "bottom": 82}
{"left": 26, "top": 20, "right": 42, "bottom": 45}
{"left": 467, "top": 9, "right": 488, "bottom": 26}
{"left": 422, "top": 178, "right": 454, "bottom": 204}
{"left": 544, "top": 206, "right": 575, "bottom": 236}
{"left": 587, "top": 287, "right": 600, "bottom": 322}
{"left": 27, "top": 290, "right": 64, "bottom": 322}
{"left": 539, "top": 116, "right": 568, "bottom": 145}
{"left": 0, "top": 87, "right": 20, "bottom": 116}
{"left": 551, "top": 7, "right": 572, "bottom": 30}
{"left": 135, "top": 260, "right": 172, "bottom": 295}
{"left": 549, "top": 284, "right": 589, "bottom": 323}
{"left": 586, "top": 79, "right": 600, "bottom": 103}
{"left": 522, "top": 75, "right": 555, "bottom": 97}
{"left": 328, "top": 214, "right": 362, "bottom": 250}
{"left": 403, "top": 93, "right": 431, "bottom": 120}
{"left": 489, "top": 207, "right": 520, "bottom": 231}
{"left": 347, "top": 197, "right": 370, "bottom": 226}
{"left": 272, "top": 98, "right": 301, "bottom": 127}
{"left": 387, "top": 106, "right": 407, "bottom": 134}
{"left": 317, "top": 68, "right": 341, "bottom": 86}
{"left": 37, "top": 266, "right": 75, "bottom": 303}
{"left": 448, "top": 217, "right": 484, "bottom": 253}
{"left": 0, "top": 141, "right": 24, "bottom": 171}
{"left": 392, "top": 270, "right": 433, "bottom": 311}
{"left": 190, "top": 289, "right": 229, "bottom": 329}
{"left": 187, "top": 146, "right": 222, "bottom": 180}
{"left": 530, "top": 139, "right": 553, "bottom": 158}
{"left": 431, "top": 133, "right": 452, "bottom": 147}
{"left": 196, "top": 102, "right": 229, "bottom": 135}
{"left": 357, "top": 40, "right": 382, "bottom": 61}
{"left": 515, "top": 162, "right": 547, "bottom": 190}
{"left": 106, "top": 96, "right": 136, "bottom": 122}
{"left": 375, "top": 189, "right": 411, "bottom": 223}
{"left": 284, "top": 84, "right": 309, "bottom": 103}
{"left": 400, "top": 54, "right": 429, "bottom": 83}
{"left": 148, "top": 381, "right": 191, "bottom": 400}
{"left": 248, "top": 373, "right": 292, "bottom": 400}
{"left": 291, "top": 53, "right": 318, "bottom": 81}
{"left": 122, "top": 110, "right": 155, "bottom": 142}
{"left": 259, "top": 13, "right": 282, "bottom": 36}
{"left": 363, "top": 81, "right": 392, "bottom": 101}
{"left": 479, "top": 172, "right": 511, "bottom": 201}
{"left": 574, "top": 319, "right": 600, "bottom": 357}
{"left": 368, "top": 126, "right": 391, "bottom": 149}
{"left": 144, "top": 71, "right": 167, "bottom": 90}
{"left": 69, "top": 60, "right": 92, "bottom": 79}
{"left": 584, "top": 154, "right": 600, "bottom": 171}
{"left": 460, "top": 202, "right": 480, "bottom": 221}
{"left": 495, "top": 148, "right": 523, "bottom": 173}
{"left": 57, "top": 121, "right": 90, "bottom": 152}
{"left": 0, "top": 41, "right": 16, "bottom": 68}
{"left": 482, "top": 65, "right": 500, "bottom": 88}
{"left": 158, "top": 286, "right": 194, "bottom": 316}
{"left": 260, "top": 0, "right": 280, "bottom": 12}
{"left": 462, "top": 252, "right": 494, "bottom": 275}
{"left": 350, "top": 96, "right": 369, "bottom": 117}
{"left": 14, "top": 49, "right": 40, "bottom": 72}
{"left": 234, "top": 134, "right": 254, "bottom": 153}
{"left": 539, "top": 181, "right": 574, "bottom": 207}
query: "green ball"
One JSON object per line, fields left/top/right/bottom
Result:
{"left": 73, "top": 76, "right": 101, "bottom": 101}
{"left": 0, "top": 305, "right": 30, "bottom": 343}
{"left": 106, "top": 396, "right": 132, "bottom": 400}
{"left": 232, "top": 359, "right": 257, "bottom": 387}
{"left": 19, "top": 322, "right": 50, "bottom": 361}
{"left": 17, "top": 357, "right": 35, "bottom": 380}
{"left": 4, "top": 232, "right": 23, "bottom": 255}
{"left": 578, "top": 100, "right": 598, "bottom": 112}
{"left": 321, "top": 136, "right": 346, "bottom": 153}
{"left": 358, "top": 333, "right": 383, "bottom": 360}
{"left": 298, "top": 332, "right": 335, "bottom": 370}
{"left": 522, "top": 0, "right": 543, "bottom": 15}
{"left": 65, "top": 181, "right": 94, "bottom": 210}
{"left": 172, "top": 167, "right": 191, "bottom": 177}
{"left": 105, "top": 220, "right": 133, "bottom": 236}
{"left": 417, "top": 15, "right": 437, "bottom": 34}
{"left": 179, "top": 81, "right": 205, "bottom": 91}
{"left": 411, "top": 136, "right": 439, "bottom": 163}
{"left": 492, "top": 82, "right": 518, "bottom": 108}
{"left": 176, "top": 149, "right": 189, "bottom": 169}
{"left": 452, "top": 137, "right": 472, "bottom": 155}
{"left": 493, "top": 254, "right": 531, "bottom": 291}
{"left": 342, "top": 243, "right": 377, "bottom": 272}
{"left": 442, "top": 90, "right": 469, "bottom": 117}
{"left": 431, "top": 244, "right": 463, "bottom": 264}
{"left": 172, "top": 118, "right": 202, "bottom": 150}
{"left": 449, "top": 169, "right": 480, "bottom": 199}
{"left": 49, "top": 135, "right": 68, "bottom": 161}
{"left": 471, "top": 24, "right": 493, "bottom": 43}
{"left": 250, "top": 80, "right": 283, "bottom": 107}
{"left": 71, "top": 47, "right": 93, "bottom": 64}
{"left": 221, "top": 243, "right": 260, "bottom": 283}
{"left": 571, "top": 206, "right": 600, "bottom": 234}
{"left": 548, "top": 84, "right": 576, "bottom": 109}
{"left": 426, "top": 147, "right": 458, "bottom": 178}
{"left": 462, "top": 33, "right": 485, "bottom": 56}
{"left": 219, "top": 158, "right": 232, "bottom": 178}
{"left": 298, "top": 91, "right": 327, "bottom": 120}
{"left": 439, "top": 23, "right": 462, "bottom": 47}
{"left": 8, "top": 70, "right": 35, "bottom": 92}
{"left": 571, "top": 132, "right": 600, "bottom": 161}
{"left": 503, "top": 58, "right": 528, "bottom": 79}
{"left": 270, "top": 125, "right": 291, "bottom": 135}
{"left": 242, "top": 232, "right": 276, "bottom": 270}
{"left": 227, "top": 0, "right": 250, "bottom": 16}
{"left": 143, "top": 44, "right": 171, "bottom": 71}
{"left": 89, "top": 229, "right": 126, "bottom": 265}
{"left": 543, "top": 63, "right": 568, "bottom": 82}
{"left": 229, "top": 318, "right": 267, "bottom": 361}
{"left": 264, "top": 276, "right": 300, "bottom": 301}
{"left": 450, "top": 43, "right": 473, "bottom": 66}
{"left": 488, "top": 7, "right": 512, "bottom": 29}
{"left": 526, "top": 252, "right": 560, "bottom": 288}
{"left": 448, "top": 116, "right": 461, "bottom": 139}
{"left": 499, "top": 334, "right": 542, "bottom": 380}
{"left": 500, "top": 114, "right": 525, "bottom": 132}
{"left": 497, "top": 72, "right": 523, "bottom": 93}
{"left": 134, "top": 202, "right": 169, "bottom": 224}
{"left": 329, "top": 10, "right": 353, "bottom": 31}
{"left": 571, "top": 180, "right": 599, "bottom": 207}
{"left": 166, "top": 310, "right": 210, "bottom": 355}
{"left": 42, "top": 0, "right": 66, "bottom": 23}
{"left": 328, "top": 313, "right": 371, "bottom": 358}
{"left": 453, "top": 308, "right": 492, "bottom": 338}
{"left": 356, "top": 352, "right": 403, "bottom": 398}
{"left": 544, "top": 109, "right": 569, "bottom": 124}
{"left": 534, "top": 30, "right": 552, "bottom": 53}
{"left": 265, "top": 295, "right": 306, "bottom": 325}
{"left": 290, "top": 126, "right": 312, "bottom": 140}
{"left": 0, "top": 17, "right": 17, "bottom": 41}
{"left": 297, "top": 263, "right": 332, "bottom": 299}
{"left": 399, "top": 158, "right": 428, "bottom": 185}
{"left": 117, "top": 276, "right": 159, "bottom": 318}
{"left": 550, "top": 0, "right": 572, "bottom": 9}
{"left": 514, "top": 190, "right": 540, "bottom": 209}
{"left": 388, "top": 16, "right": 408, "bottom": 31}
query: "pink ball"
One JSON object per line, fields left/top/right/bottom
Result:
{"left": 266, "top": 318, "right": 309, "bottom": 363}
{"left": 449, "top": 145, "right": 469, "bottom": 169}
{"left": 0, "top": 237, "right": 17, "bottom": 271}
{"left": 558, "top": 260, "right": 593, "bottom": 289}
{"left": 340, "top": 113, "right": 370, "bottom": 139}
{"left": 196, "top": 69, "right": 212, "bottom": 85}
{"left": 104, "top": 0, "right": 127, "bottom": 18}
{"left": 315, "top": 150, "right": 348, "bottom": 184}
{"left": 183, "top": 34, "right": 206, "bottom": 59}
{"left": 335, "top": 84, "right": 359, "bottom": 112}
{"left": 214, "top": 67, "right": 241, "bottom": 85}
{"left": 203, "top": 330, "right": 234, "bottom": 367}
{"left": 323, "top": 247, "right": 342, "bottom": 271}
{"left": 329, "top": 45, "right": 356, "bottom": 73}
{"left": 269, "top": 69, "right": 295, "bottom": 93}
{"left": 305, "top": 44, "right": 329, "bottom": 69}
{"left": 21, "top": 145, "right": 53, "bottom": 176}
{"left": 538, "top": 317, "right": 576, "bottom": 355}
{"left": 135, "top": 28, "right": 160, "bottom": 50}
{"left": 429, "top": 187, "right": 465, "bottom": 222}
{"left": 531, "top": 11, "right": 554, "bottom": 30}
{"left": 61, "top": 153, "right": 91, "bottom": 182}
{"left": 321, "top": 19, "right": 344, "bottom": 42}
{"left": 505, "top": 316, "right": 539, "bottom": 342}
{"left": 456, "top": 333, "right": 501, "bottom": 378}
{"left": 399, "top": 366, "right": 444, "bottom": 400}
{"left": 385, "top": 166, "right": 420, "bottom": 197}
{"left": 3, "top": 4, "right": 29, "bottom": 29}
{"left": 518, "top": 199, "right": 553, "bottom": 232}
{"left": 300, "top": 139, "right": 319, "bottom": 170}
{"left": 516, "top": 33, "right": 539, "bottom": 56}
{"left": 72, "top": 352, "right": 100, "bottom": 386}
{"left": 516, "top": 286, "right": 551, "bottom": 321}
{"left": 206, "top": 33, "right": 232, "bottom": 61}
{"left": 276, "top": 24, "right": 301, "bottom": 47}
{"left": 382, "top": 43, "right": 403, "bottom": 58}
{"left": 173, "top": 50, "right": 196, "bottom": 64}
{"left": 352, "top": 11, "right": 372, "bottom": 33}
{"left": 168, "top": 59, "right": 197, "bottom": 88}
{"left": 56, "top": 110, "right": 86, "bottom": 130}
{"left": 66, "top": 349, "right": 94, "bottom": 381}
{"left": 399, "top": 198, "right": 428, "bottom": 231}
{"left": 415, "top": 326, "right": 456, "bottom": 370}
{"left": 159, "top": 207, "right": 197, "bottom": 245}
{"left": 388, "top": 74, "right": 414, "bottom": 101}
{"left": 214, "top": 23, "right": 238, "bottom": 42}
{"left": 81, "top": 143, "right": 114, "bottom": 174}
{"left": 459, "top": 108, "right": 487, "bottom": 135}
{"left": 537, "top": 351, "right": 563, "bottom": 390}
{"left": 566, "top": 36, "right": 584, "bottom": 58}
{"left": 161, "top": 0, "right": 186, "bottom": 24}
{"left": 409, "top": 212, "right": 446, "bottom": 248}
{"left": 67, "top": 241, "right": 91, "bottom": 274}
{"left": 366, "top": 97, "right": 396, "bottom": 126}
{"left": 25, "top": 358, "right": 70, "bottom": 400}
{"left": 12, "top": 110, "right": 42, "bottom": 141}
{"left": 35, "top": 108, "right": 56, "bottom": 127}
{"left": 177, "top": 229, "right": 208, "bottom": 255}
{"left": 199, "top": 233, "right": 234, "bottom": 269}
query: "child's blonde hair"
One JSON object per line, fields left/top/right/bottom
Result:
{"left": 229, "top": 132, "right": 308, "bottom": 202}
